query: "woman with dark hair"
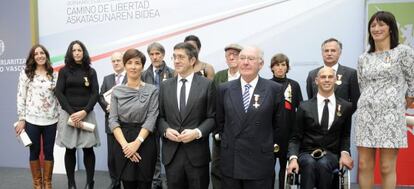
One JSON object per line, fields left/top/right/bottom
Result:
{"left": 269, "top": 53, "right": 302, "bottom": 189}
{"left": 55, "top": 40, "right": 100, "bottom": 189}
{"left": 16, "top": 44, "right": 59, "bottom": 189}
{"left": 108, "top": 48, "right": 158, "bottom": 189}
{"left": 184, "top": 35, "right": 215, "bottom": 80}
{"left": 356, "top": 11, "right": 414, "bottom": 188}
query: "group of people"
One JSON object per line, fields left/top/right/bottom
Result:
{"left": 15, "top": 11, "right": 413, "bottom": 189}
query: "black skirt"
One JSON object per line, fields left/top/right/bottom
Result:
{"left": 113, "top": 122, "right": 157, "bottom": 182}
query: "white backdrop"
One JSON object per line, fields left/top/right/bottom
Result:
{"left": 37, "top": 0, "right": 365, "bottom": 182}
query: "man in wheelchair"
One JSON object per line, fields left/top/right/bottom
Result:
{"left": 286, "top": 67, "right": 353, "bottom": 189}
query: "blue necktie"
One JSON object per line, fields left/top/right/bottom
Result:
{"left": 155, "top": 69, "right": 161, "bottom": 88}
{"left": 242, "top": 84, "right": 251, "bottom": 112}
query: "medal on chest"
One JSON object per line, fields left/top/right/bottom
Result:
{"left": 336, "top": 74, "right": 342, "bottom": 85}
{"left": 84, "top": 77, "right": 90, "bottom": 87}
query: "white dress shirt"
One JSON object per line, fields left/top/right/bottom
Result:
{"left": 317, "top": 93, "right": 336, "bottom": 130}
{"left": 115, "top": 71, "right": 126, "bottom": 86}
{"left": 227, "top": 69, "right": 240, "bottom": 81}
{"left": 177, "top": 72, "right": 194, "bottom": 110}
{"left": 240, "top": 75, "right": 259, "bottom": 107}
{"left": 324, "top": 63, "right": 339, "bottom": 73}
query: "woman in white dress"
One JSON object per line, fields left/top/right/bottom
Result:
{"left": 356, "top": 11, "right": 414, "bottom": 188}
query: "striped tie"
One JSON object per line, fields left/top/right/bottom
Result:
{"left": 242, "top": 84, "right": 252, "bottom": 112}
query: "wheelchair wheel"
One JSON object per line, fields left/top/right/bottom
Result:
{"left": 338, "top": 168, "right": 350, "bottom": 189}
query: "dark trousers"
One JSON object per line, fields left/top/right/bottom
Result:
{"left": 165, "top": 146, "right": 209, "bottom": 189}
{"left": 107, "top": 133, "right": 117, "bottom": 179}
{"left": 152, "top": 133, "right": 163, "bottom": 189}
{"left": 211, "top": 138, "right": 221, "bottom": 189}
{"left": 298, "top": 152, "right": 338, "bottom": 189}
{"left": 222, "top": 174, "right": 272, "bottom": 189}
{"left": 123, "top": 180, "right": 151, "bottom": 189}
{"left": 25, "top": 122, "right": 57, "bottom": 161}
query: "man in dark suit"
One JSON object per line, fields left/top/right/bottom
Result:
{"left": 216, "top": 46, "right": 283, "bottom": 189}
{"left": 98, "top": 52, "right": 126, "bottom": 189}
{"left": 306, "top": 38, "right": 360, "bottom": 112}
{"left": 158, "top": 42, "right": 216, "bottom": 189}
{"left": 211, "top": 43, "right": 242, "bottom": 189}
{"left": 287, "top": 67, "right": 354, "bottom": 189}
{"left": 141, "top": 42, "right": 174, "bottom": 189}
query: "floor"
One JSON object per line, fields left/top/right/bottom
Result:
{"left": 0, "top": 167, "right": 413, "bottom": 189}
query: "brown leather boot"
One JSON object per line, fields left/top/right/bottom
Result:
{"left": 29, "top": 160, "right": 42, "bottom": 189}
{"left": 43, "top": 160, "right": 54, "bottom": 189}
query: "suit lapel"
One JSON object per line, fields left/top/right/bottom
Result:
{"left": 309, "top": 97, "right": 319, "bottom": 127}
{"left": 329, "top": 98, "right": 342, "bottom": 131}
{"left": 109, "top": 74, "right": 116, "bottom": 88}
{"left": 229, "top": 79, "right": 245, "bottom": 121}
{"left": 169, "top": 78, "right": 181, "bottom": 121}
{"left": 334, "top": 64, "right": 344, "bottom": 92}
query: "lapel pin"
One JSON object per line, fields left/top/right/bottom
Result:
{"left": 336, "top": 74, "right": 342, "bottom": 85}
{"left": 336, "top": 104, "right": 342, "bottom": 117}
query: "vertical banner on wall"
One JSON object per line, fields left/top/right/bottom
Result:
{"left": 366, "top": 0, "right": 414, "bottom": 186}
{"left": 0, "top": 0, "right": 37, "bottom": 168}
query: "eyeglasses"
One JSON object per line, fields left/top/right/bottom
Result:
{"left": 226, "top": 52, "right": 239, "bottom": 57}
{"left": 171, "top": 55, "right": 188, "bottom": 61}
{"left": 239, "top": 56, "right": 260, "bottom": 62}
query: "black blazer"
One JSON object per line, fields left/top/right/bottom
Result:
{"left": 158, "top": 74, "right": 216, "bottom": 166}
{"left": 216, "top": 77, "right": 283, "bottom": 180}
{"left": 98, "top": 73, "right": 126, "bottom": 133}
{"left": 141, "top": 62, "right": 175, "bottom": 85}
{"left": 287, "top": 96, "right": 352, "bottom": 158}
{"left": 306, "top": 64, "right": 360, "bottom": 113}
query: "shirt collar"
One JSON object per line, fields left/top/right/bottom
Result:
{"left": 153, "top": 62, "right": 165, "bottom": 73}
{"left": 240, "top": 75, "right": 259, "bottom": 89}
{"left": 317, "top": 93, "right": 335, "bottom": 105}
{"left": 178, "top": 72, "right": 194, "bottom": 84}
{"left": 115, "top": 70, "right": 126, "bottom": 77}
{"left": 324, "top": 63, "right": 339, "bottom": 73}
{"left": 227, "top": 69, "right": 240, "bottom": 78}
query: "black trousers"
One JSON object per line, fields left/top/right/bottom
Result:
{"left": 211, "top": 137, "right": 221, "bottom": 189}
{"left": 222, "top": 174, "right": 272, "bottom": 189}
{"left": 107, "top": 133, "right": 117, "bottom": 179}
{"left": 165, "top": 146, "right": 209, "bottom": 189}
{"left": 298, "top": 152, "right": 338, "bottom": 189}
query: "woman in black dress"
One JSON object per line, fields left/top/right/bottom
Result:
{"left": 109, "top": 49, "right": 159, "bottom": 189}
{"left": 55, "top": 40, "right": 100, "bottom": 189}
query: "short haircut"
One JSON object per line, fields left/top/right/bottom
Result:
{"left": 173, "top": 42, "right": 198, "bottom": 60}
{"left": 316, "top": 66, "right": 336, "bottom": 77}
{"left": 123, "top": 49, "right": 146, "bottom": 67}
{"left": 147, "top": 42, "right": 165, "bottom": 55}
{"left": 321, "top": 38, "right": 342, "bottom": 51}
{"left": 270, "top": 53, "right": 290, "bottom": 73}
{"left": 367, "top": 11, "right": 399, "bottom": 53}
{"left": 184, "top": 35, "right": 201, "bottom": 49}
